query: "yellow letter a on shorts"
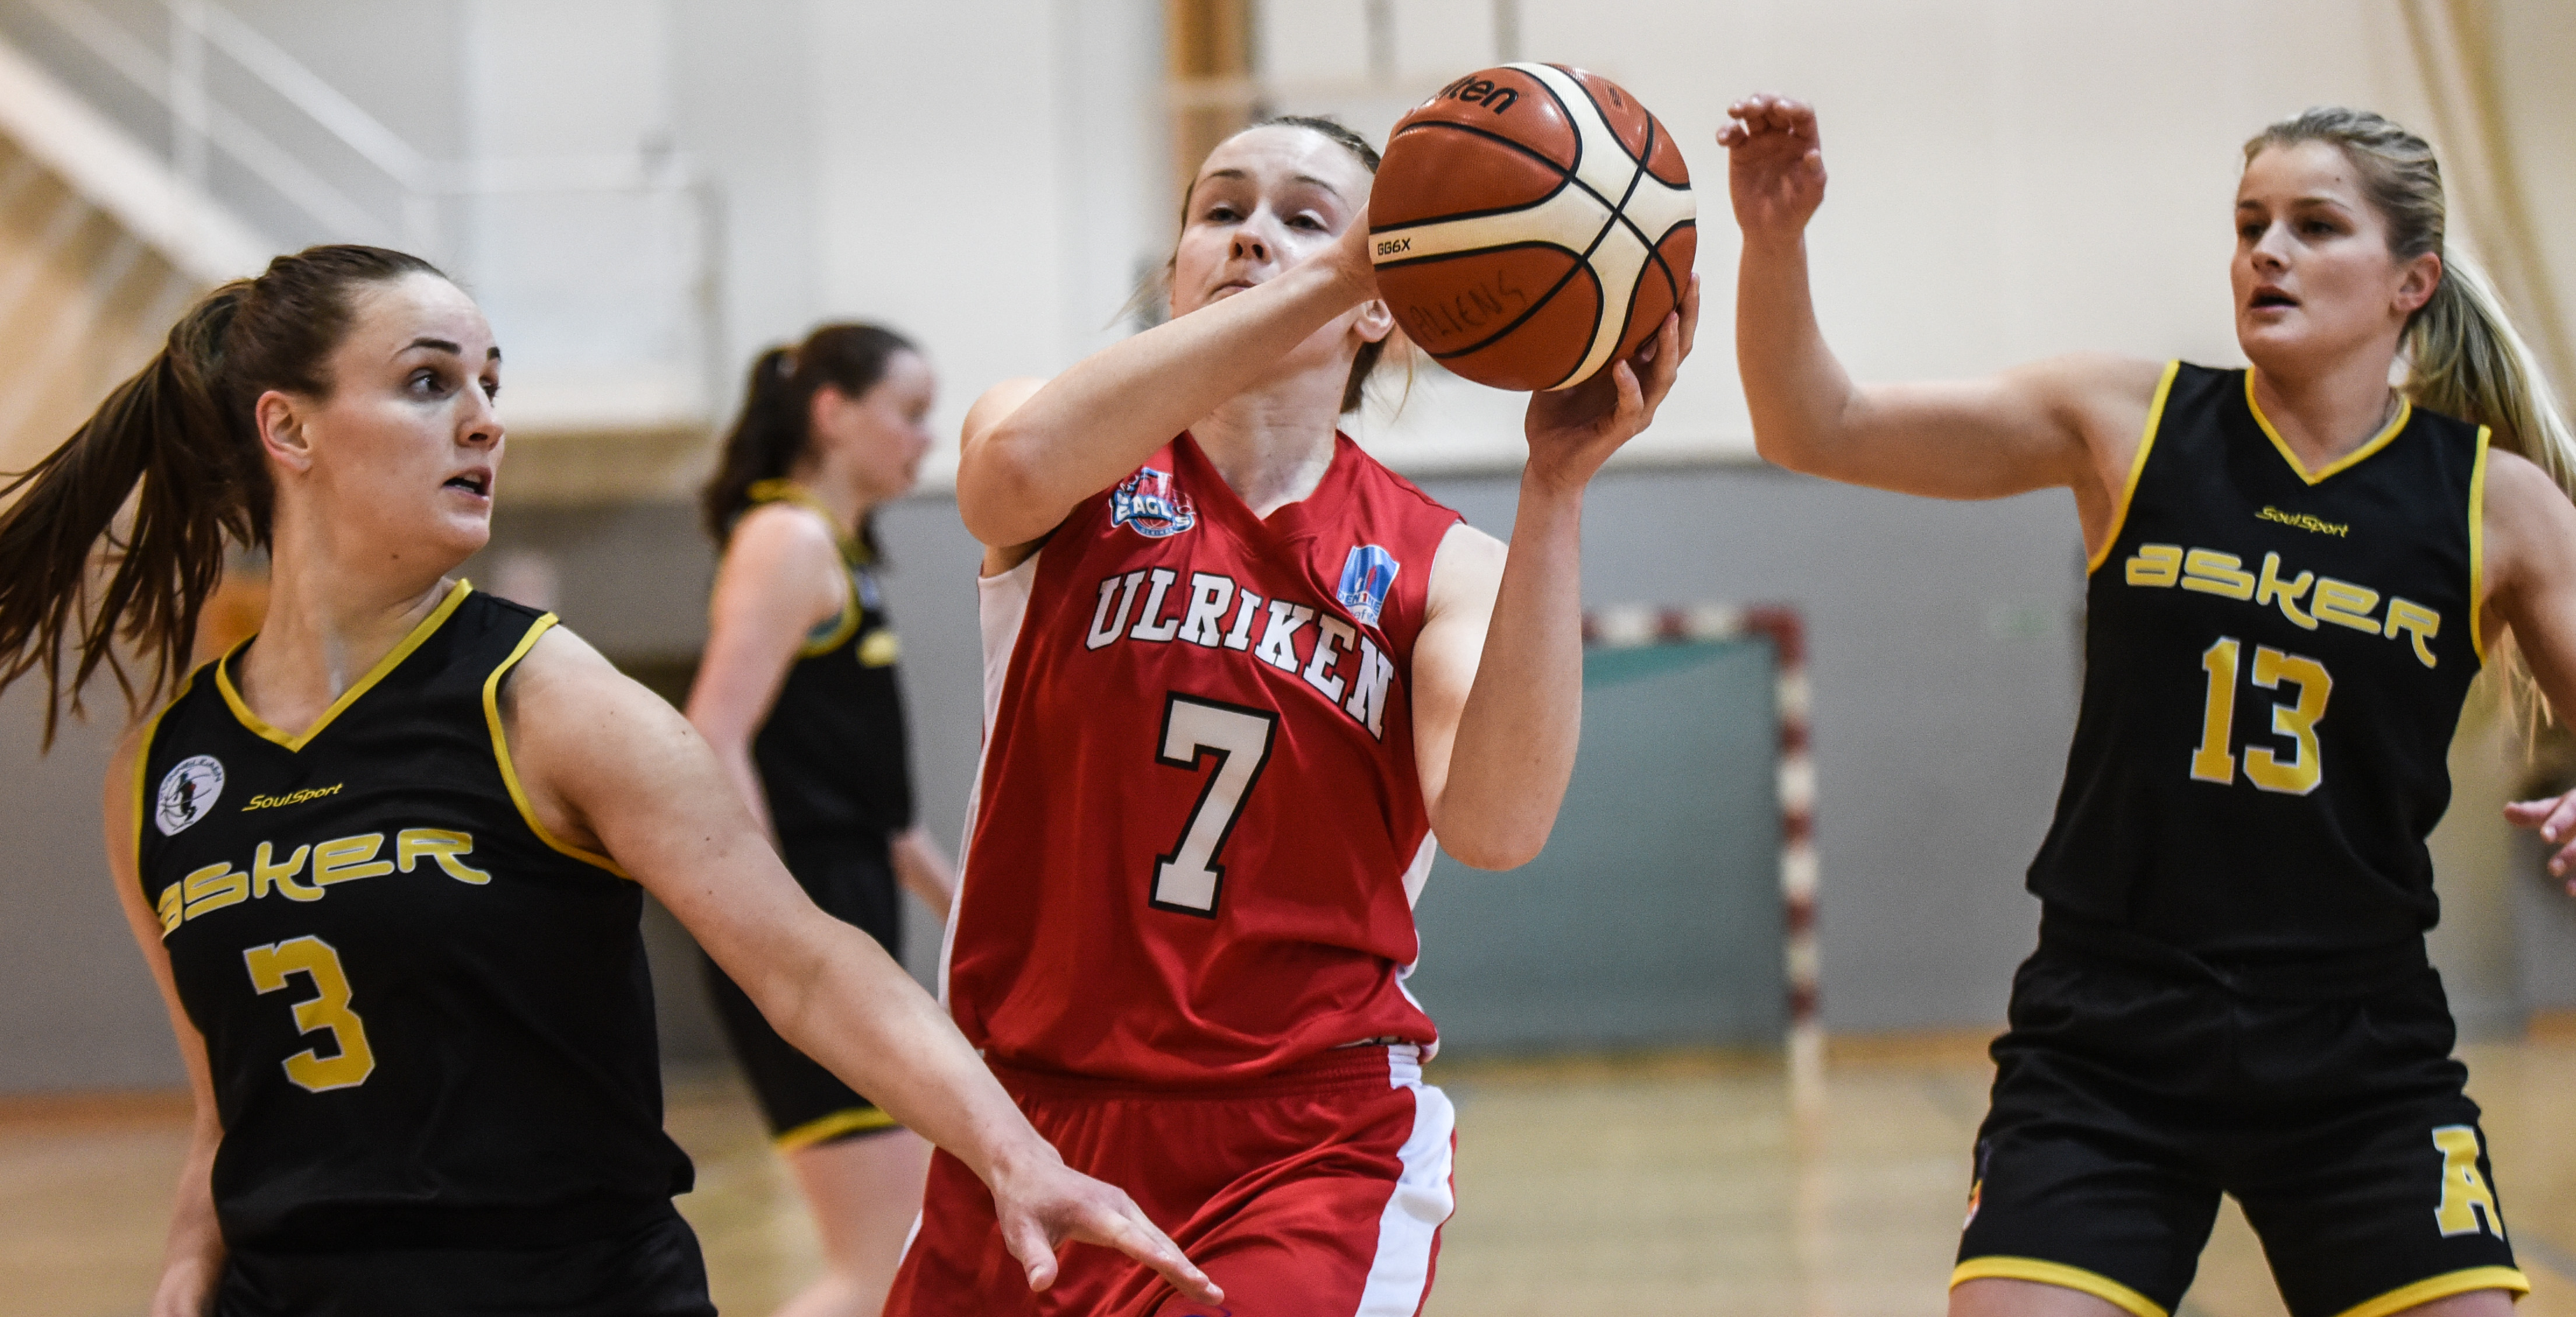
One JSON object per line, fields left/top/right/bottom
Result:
{"left": 2433, "top": 1126, "right": 2505, "bottom": 1239}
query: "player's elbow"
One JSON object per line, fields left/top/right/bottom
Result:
{"left": 1749, "top": 424, "right": 1802, "bottom": 470}
{"left": 1441, "top": 823, "right": 1551, "bottom": 872}
{"left": 1750, "top": 420, "right": 1831, "bottom": 477}
{"left": 955, "top": 441, "right": 1054, "bottom": 548}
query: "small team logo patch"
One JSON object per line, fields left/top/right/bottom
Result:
{"left": 155, "top": 755, "right": 226, "bottom": 836}
{"left": 1336, "top": 544, "right": 1401, "bottom": 626}
{"left": 1110, "top": 466, "right": 1196, "bottom": 538}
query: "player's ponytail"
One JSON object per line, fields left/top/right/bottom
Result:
{"left": 2407, "top": 252, "right": 2576, "bottom": 497}
{"left": 700, "top": 323, "right": 917, "bottom": 556}
{"left": 2245, "top": 107, "right": 2576, "bottom": 726}
{"left": 0, "top": 243, "right": 440, "bottom": 747}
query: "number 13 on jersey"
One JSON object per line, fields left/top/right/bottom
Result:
{"left": 2192, "top": 636, "right": 2332, "bottom": 795}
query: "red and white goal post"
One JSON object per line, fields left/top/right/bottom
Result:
{"left": 1582, "top": 603, "right": 1820, "bottom": 1098}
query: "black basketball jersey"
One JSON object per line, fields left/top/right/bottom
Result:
{"left": 2027, "top": 362, "right": 2489, "bottom": 958}
{"left": 742, "top": 490, "right": 914, "bottom": 848}
{"left": 135, "top": 582, "right": 691, "bottom": 1252}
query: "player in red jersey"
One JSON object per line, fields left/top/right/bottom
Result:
{"left": 885, "top": 117, "right": 1697, "bottom": 1316}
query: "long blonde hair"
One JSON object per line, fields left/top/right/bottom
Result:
{"left": 2245, "top": 107, "right": 2576, "bottom": 723}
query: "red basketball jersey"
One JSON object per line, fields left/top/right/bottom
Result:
{"left": 947, "top": 432, "right": 1464, "bottom": 1084}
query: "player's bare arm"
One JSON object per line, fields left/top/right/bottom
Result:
{"left": 889, "top": 824, "right": 957, "bottom": 922}
{"left": 103, "top": 730, "right": 228, "bottom": 1317}
{"left": 959, "top": 198, "right": 1383, "bottom": 557}
{"left": 683, "top": 501, "right": 847, "bottom": 843}
{"left": 499, "top": 628, "right": 1221, "bottom": 1305}
{"left": 1724, "top": 93, "right": 2163, "bottom": 554}
{"left": 2486, "top": 453, "right": 2576, "bottom": 874}
{"left": 1413, "top": 279, "right": 1698, "bottom": 870}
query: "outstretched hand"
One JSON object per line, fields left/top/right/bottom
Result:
{"left": 990, "top": 1150, "right": 1222, "bottom": 1305}
{"left": 2507, "top": 791, "right": 2576, "bottom": 891}
{"left": 1720, "top": 93, "right": 1827, "bottom": 241}
{"left": 1522, "top": 274, "right": 1700, "bottom": 489}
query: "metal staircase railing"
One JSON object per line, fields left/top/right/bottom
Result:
{"left": 0, "top": 0, "right": 726, "bottom": 433}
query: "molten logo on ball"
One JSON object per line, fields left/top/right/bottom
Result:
{"left": 1369, "top": 62, "right": 1695, "bottom": 392}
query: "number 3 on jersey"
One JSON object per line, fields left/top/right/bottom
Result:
{"left": 243, "top": 935, "right": 376, "bottom": 1092}
{"left": 2192, "top": 636, "right": 2332, "bottom": 795}
{"left": 1151, "top": 693, "right": 1279, "bottom": 917}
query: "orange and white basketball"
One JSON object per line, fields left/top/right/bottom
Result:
{"left": 1368, "top": 64, "right": 1695, "bottom": 392}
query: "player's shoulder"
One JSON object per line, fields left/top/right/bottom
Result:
{"left": 506, "top": 619, "right": 624, "bottom": 698}
{"left": 2482, "top": 444, "right": 2574, "bottom": 546}
{"left": 1425, "top": 519, "right": 1505, "bottom": 602}
{"left": 726, "top": 500, "right": 839, "bottom": 562}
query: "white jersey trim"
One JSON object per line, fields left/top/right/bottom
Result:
{"left": 1399, "top": 831, "right": 1437, "bottom": 909}
{"left": 938, "top": 549, "right": 1044, "bottom": 1005}
{"left": 1354, "top": 1044, "right": 1456, "bottom": 1316}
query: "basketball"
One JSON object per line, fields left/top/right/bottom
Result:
{"left": 1368, "top": 63, "right": 1695, "bottom": 392}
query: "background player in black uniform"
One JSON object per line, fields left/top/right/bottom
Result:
{"left": 1726, "top": 99, "right": 2576, "bottom": 1317}
{"left": 685, "top": 324, "right": 958, "bottom": 1317}
{"left": 0, "top": 245, "right": 1219, "bottom": 1316}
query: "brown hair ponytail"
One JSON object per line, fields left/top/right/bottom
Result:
{"left": 0, "top": 243, "right": 441, "bottom": 745}
{"left": 700, "top": 323, "right": 917, "bottom": 553}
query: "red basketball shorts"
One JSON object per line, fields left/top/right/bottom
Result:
{"left": 884, "top": 1044, "right": 1456, "bottom": 1317}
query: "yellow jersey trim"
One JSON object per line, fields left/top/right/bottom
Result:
{"left": 129, "top": 666, "right": 204, "bottom": 854}
{"left": 2090, "top": 360, "right": 2181, "bottom": 574}
{"left": 2245, "top": 370, "right": 2413, "bottom": 486}
{"left": 798, "top": 589, "right": 862, "bottom": 659}
{"left": 744, "top": 478, "right": 870, "bottom": 566}
{"left": 1951, "top": 1257, "right": 2166, "bottom": 1317}
{"left": 773, "top": 1105, "right": 899, "bottom": 1151}
{"left": 2330, "top": 1266, "right": 2528, "bottom": 1317}
{"left": 216, "top": 579, "right": 473, "bottom": 752}
{"left": 2469, "top": 425, "right": 2492, "bottom": 667}
{"left": 740, "top": 480, "right": 866, "bottom": 658}
{"left": 481, "top": 613, "right": 631, "bottom": 880}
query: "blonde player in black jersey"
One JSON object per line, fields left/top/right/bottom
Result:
{"left": 0, "top": 246, "right": 1218, "bottom": 1316}
{"left": 685, "top": 324, "right": 959, "bottom": 1317}
{"left": 1728, "top": 101, "right": 2576, "bottom": 1317}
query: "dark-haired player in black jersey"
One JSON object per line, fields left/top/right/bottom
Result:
{"left": 0, "top": 247, "right": 1220, "bottom": 1316}
{"left": 684, "top": 324, "right": 956, "bottom": 1317}
{"left": 1728, "top": 98, "right": 2576, "bottom": 1317}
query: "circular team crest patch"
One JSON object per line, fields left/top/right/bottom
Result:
{"left": 155, "top": 755, "right": 225, "bottom": 836}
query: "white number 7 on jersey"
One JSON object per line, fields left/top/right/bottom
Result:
{"left": 1151, "top": 693, "right": 1280, "bottom": 917}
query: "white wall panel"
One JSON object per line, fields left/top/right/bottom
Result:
{"left": 1263, "top": 0, "right": 2448, "bottom": 466}
{"left": 808, "top": 0, "right": 1163, "bottom": 476}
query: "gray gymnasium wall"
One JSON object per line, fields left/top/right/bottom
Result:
{"left": 10, "top": 462, "right": 2564, "bottom": 1090}
{"left": 0, "top": 463, "right": 2081, "bottom": 1092}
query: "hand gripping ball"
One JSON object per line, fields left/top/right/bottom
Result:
{"left": 1368, "top": 64, "right": 1695, "bottom": 392}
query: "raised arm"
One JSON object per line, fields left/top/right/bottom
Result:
{"left": 958, "top": 219, "right": 1378, "bottom": 554}
{"left": 1410, "top": 283, "right": 1698, "bottom": 869}
{"left": 103, "top": 730, "right": 227, "bottom": 1317}
{"left": 1723, "top": 94, "right": 2161, "bottom": 540}
{"left": 682, "top": 504, "right": 846, "bottom": 842}
{"left": 502, "top": 630, "right": 1218, "bottom": 1304}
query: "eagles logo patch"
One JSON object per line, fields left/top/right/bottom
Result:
{"left": 1109, "top": 466, "right": 1196, "bottom": 539}
{"left": 155, "top": 755, "right": 226, "bottom": 836}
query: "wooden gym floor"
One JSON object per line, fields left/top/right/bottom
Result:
{"left": 13, "top": 1034, "right": 2576, "bottom": 1316}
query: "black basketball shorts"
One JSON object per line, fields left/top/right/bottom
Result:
{"left": 702, "top": 838, "right": 906, "bottom": 1150}
{"left": 218, "top": 1206, "right": 714, "bottom": 1317}
{"left": 1955, "top": 932, "right": 2524, "bottom": 1317}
